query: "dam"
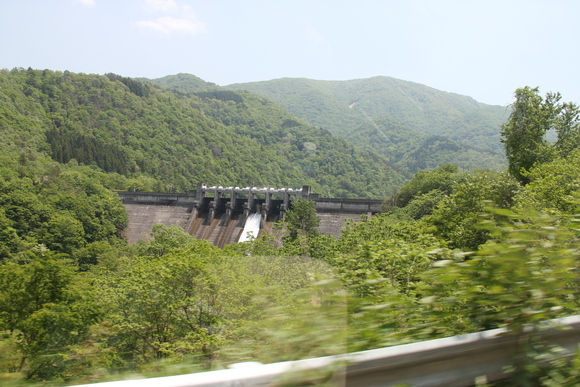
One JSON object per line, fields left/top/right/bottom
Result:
{"left": 118, "top": 184, "right": 383, "bottom": 247}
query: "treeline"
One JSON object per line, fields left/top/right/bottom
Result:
{"left": 105, "top": 73, "right": 151, "bottom": 97}
{"left": 194, "top": 90, "right": 244, "bottom": 103}
{"left": 46, "top": 128, "right": 128, "bottom": 174}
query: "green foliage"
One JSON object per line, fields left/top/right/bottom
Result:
{"left": 0, "top": 251, "right": 101, "bottom": 380}
{"left": 346, "top": 117, "right": 506, "bottom": 176}
{"left": 140, "top": 73, "right": 217, "bottom": 93}
{"left": 74, "top": 241, "right": 121, "bottom": 272}
{"left": 0, "top": 208, "right": 20, "bottom": 259}
{"left": 391, "top": 163, "right": 465, "bottom": 209}
{"left": 280, "top": 199, "right": 320, "bottom": 239}
{"left": 388, "top": 190, "right": 448, "bottom": 221}
{"left": 46, "top": 127, "right": 128, "bottom": 174}
{"left": 106, "top": 73, "right": 150, "bottom": 97}
{"left": 514, "top": 149, "right": 580, "bottom": 215}
{"left": 275, "top": 200, "right": 341, "bottom": 260}
{"left": 222, "top": 232, "right": 280, "bottom": 257}
{"left": 189, "top": 88, "right": 404, "bottom": 198}
{"left": 221, "top": 278, "right": 347, "bottom": 366}
{"left": 0, "top": 154, "right": 127, "bottom": 263}
{"left": 90, "top": 244, "right": 341, "bottom": 375}
{"left": 95, "top": 251, "right": 220, "bottom": 368}
{"left": 278, "top": 232, "right": 337, "bottom": 261}
{"left": 541, "top": 349, "right": 580, "bottom": 386}
{"left": 394, "top": 135, "right": 504, "bottom": 175}
{"left": 425, "top": 170, "right": 520, "bottom": 250}
{"left": 318, "top": 212, "right": 450, "bottom": 351}
{"left": 501, "top": 86, "right": 580, "bottom": 183}
{"left": 137, "top": 224, "right": 207, "bottom": 258}
{"left": 422, "top": 208, "right": 578, "bottom": 331}
{"left": 40, "top": 214, "right": 86, "bottom": 255}
{"left": 337, "top": 211, "right": 435, "bottom": 253}
{"left": 330, "top": 237, "right": 448, "bottom": 299}
{"left": 194, "top": 90, "right": 243, "bottom": 103}
{"left": 407, "top": 207, "right": 580, "bottom": 384}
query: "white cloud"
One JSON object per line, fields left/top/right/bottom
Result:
{"left": 135, "top": 16, "right": 206, "bottom": 35}
{"left": 136, "top": 0, "right": 206, "bottom": 35}
{"left": 74, "top": 0, "right": 95, "bottom": 7}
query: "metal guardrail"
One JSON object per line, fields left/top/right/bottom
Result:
{"left": 74, "top": 315, "right": 580, "bottom": 387}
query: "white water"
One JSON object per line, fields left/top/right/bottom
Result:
{"left": 238, "top": 213, "right": 261, "bottom": 243}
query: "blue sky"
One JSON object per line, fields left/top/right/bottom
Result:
{"left": 1, "top": 0, "right": 579, "bottom": 106}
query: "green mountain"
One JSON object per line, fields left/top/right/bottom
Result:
{"left": 137, "top": 72, "right": 217, "bottom": 93}
{"left": 222, "top": 76, "right": 509, "bottom": 173}
{"left": 0, "top": 68, "right": 405, "bottom": 198}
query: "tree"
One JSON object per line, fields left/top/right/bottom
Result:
{"left": 0, "top": 208, "right": 20, "bottom": 260}
{"left": 137, "top": 224, "right": 204, "bottom": 257}
{"left": 281, "top": 200, "right": 320, "bottom": 240}
{"left": 0, "top": 251, "right": 101, "bottom": 380}
{"left": 501, "top": 87, "right": 557, "bottom": 183}
{"left": 382, "top": 163, "right": 467, "bottom": 221}
{"left": 513, "top": 148, "right": 580, "bottom": 216}
{"left": 40, "top": 214, "right": 86, "bottom": 255}
{"left": 501, "top": 87, "right": 580, "bottom": 184}
{"left": 276, "top": 200, "right": 326, "bottom": 258}
{"left": 391, "top": 163, "right": 464, "bottom": 209}
{"left": 99, "top": 253, "right": 220, "bottom": 367}
{"left": 425, "top": 170, "right": 520, "bottom": 250}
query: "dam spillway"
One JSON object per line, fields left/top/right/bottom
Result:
{"left": 118, "top": 184, "right": 383, "bottom": 247}
{"left": 238, "top": 213, "right": 262, "bottom": 243}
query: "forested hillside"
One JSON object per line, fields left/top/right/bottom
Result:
{"left": 0, "top": 68, "right": 405, "bottom": 198}
{"left": 340, "top": 116, "right": 504, "bottom": 175}
{"left": 138, "top": 72, "right": 218, "bottom": 93}
{"left": 224, "top": 76, "right": 509, "bottom": 174}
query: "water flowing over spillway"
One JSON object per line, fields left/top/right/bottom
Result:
{"left": 238, "top": 213, "right": 261, "bottom": 242}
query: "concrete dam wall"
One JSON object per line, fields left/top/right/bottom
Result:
{"left": 118, "top": 184, "right": 383, "bottom": 247}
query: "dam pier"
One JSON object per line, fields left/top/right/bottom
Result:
{"left": 118, "top": 183, "right": 383, "bottom": 247}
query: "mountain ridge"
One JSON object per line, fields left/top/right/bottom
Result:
{"left": 143, "top": 74, "right": 507, "bottom": 174}
{"left": 220, "top": 75, "right": 509, "bottom": 173}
